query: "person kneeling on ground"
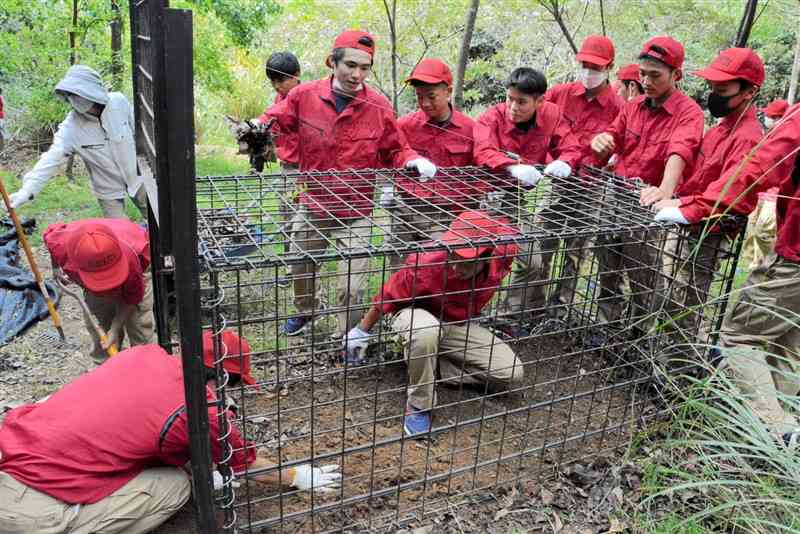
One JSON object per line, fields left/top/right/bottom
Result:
{"left": 0, "top": 336, "right": 341, "bottom": 534}
{"left": 344, "top": 211, "right": 525, "bottom": 438}
{"left": 43, "top": 218, "right": 155, "bottom": 364}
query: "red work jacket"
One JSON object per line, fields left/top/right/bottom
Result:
{"left": 677, "top": 106, "right": 763, "bottom": 222}
{"left": 43, "top": 218, "right": 149, "bottom": 305}
{"left": 473, "top": 101, "right": 579, "bottom": 169}
{"left": 0, "top": 345, "right": 254, "bottom": 504}
{"left": 266, "top": 77, "right": 418, "bottom": 219}
{"left": 375, "top": 247, "right": 517, "bottom": 323}
{"left": 680, "top": 104, "right": 800, "bottom": 261}
{"left": 259, "top": 91, "right": 300, "bottom": 165}
{"left": 545, "top": 81, "right": 623, "bottom": 167}
{"left": 606, "top": 92, "right": 704, "bottom": 186}
{"left": 397, "top": 107, "right": 482, "bottom": 205}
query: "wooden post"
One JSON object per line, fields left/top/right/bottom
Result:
{"left": 454, "top": 0, "right": 480, "bottom": 109}
{"left": 110, "top": 0, "right": 123, "bottom": 90}
{"left": 789, "top": 23, "right": 800, "bottom": 105}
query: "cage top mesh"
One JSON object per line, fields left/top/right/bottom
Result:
{"left": 195, "top": 166, "right": 714, "bottom": 271}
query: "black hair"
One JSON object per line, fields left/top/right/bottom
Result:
{"left": 266, "top": 52, "right": 300, "bottom": 82}
{"left": 409, "top": 79, "right": 449, "bottom": 90}
{"left": 504, "top": 67, "right": 547, "bottom": 97}
{"left": 624, "top": 80, "right": 644, "bottom": 94}
{"left": 638, "top": 46, "right": 674, "bottom": 71}
{"left": 204, "top": 366, "right": 242, "bottom": 387}
{"left": 331, "top": 35, "right": 375, "bottom": 67}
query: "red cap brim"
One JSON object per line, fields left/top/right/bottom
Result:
{"left": 576, "top": 52, "right": 612, "bottom": 67}
{"left": 405, "top": 73, "right": 450, "bottom": 86}
{"left": 78, "top": 256, "right": 130, "bottom": 293}
{"left": 692, "top": 67, "right": 738, "bottom": 82}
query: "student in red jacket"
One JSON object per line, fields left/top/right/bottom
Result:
{"left": 344, "top": 211, "right": 524, "bottom": 437}
{"left": 589, "top": 36, "right": 704, "bottom": 337}
{"left": 655, "top": 103, "right": 800, "bottom": 444}
{"left": 521, "top": 35, "right": 624, "bottom": 324}
{"left": 616, "top": 64, "right": 644, "bottom": 102}
{"left": 649, "top": 48, "right": 765, "bottom": 350}
{"left": 0, "top": 340, "right": 341, "bottom": 534}
{"left": 473, "top": 67, "right": 580, "bottom": 321}
{"left": 389, "top": 59, "right": 479, "bottom": 266}
{"left": 263, "top": 51, "right": 301, "bottom": 170}
{"left": 761, "top": 98, "right": 788, "bottom": 130}
{"left": 264, "top": 30, "right": 436, "bottom": 338}
{"left": 43, "top": 219, "right": 155, "bottom": 363}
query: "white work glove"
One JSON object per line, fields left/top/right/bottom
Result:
{"left": 405, "top": 158, "right": 437, "bottom": 181}
{"left": 508, "top": 164, "right": 543, "bottom": 187}
{"left": 654, "top": 206, "right": 689, "bottom": 225}
{"left": 343, "top": 326, "right": 370, "bottom": 364}
{"left": 212, "top": 470, "right": 241, "bottom": 491}
{"left": 9, "top": 185, "right": 36, "bottom": 209}
{"left": 379, "top": 184, "right": 396, "bottom": 207}
{"left": 544, "top": 160, "right": 572, "bottom": 178}
{"left": 291, "top": 464, "right": 342, "bottom": 492}
{"left": 606, "top": 154, "right": 618, "bottom": 169}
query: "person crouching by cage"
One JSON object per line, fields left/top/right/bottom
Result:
{"left": 0, "top": 340, "right": 341, "bottom": 534}
{"left": 387, "top": 59, "right": 480, "bottom": 267}
{"left": 43, "top": 218, "right": 155, "bottom": 364}
{"left": 654, "top": 102, "right": 800, "bottom": 446}
{"left": 262, "top": 30, "right": 435, "bottom": 338}
{"left": 646, "top": 47, "right": 765, "bottom": 358}
{"left": 344, "top": 211, "right": 525, "bottom": 438}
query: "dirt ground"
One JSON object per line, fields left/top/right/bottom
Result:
{"left": 0, "top": 246, "right": 655, "bottom": 534}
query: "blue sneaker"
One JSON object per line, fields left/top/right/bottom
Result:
{"left": 282, "top": 316, "right": 309, "bottom": 336}
{"left": 403, "top": 405, "right": 432, "bottom": 438}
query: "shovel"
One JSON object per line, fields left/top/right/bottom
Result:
{"left": 0, "top": 176, "right": 66, "bottom": 341}
{"left": 56, "top": 277, "right": 118, "bottom": 358}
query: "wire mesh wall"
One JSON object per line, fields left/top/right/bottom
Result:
{"left": 198, "top": 166, "right": 744, "bottom": 533}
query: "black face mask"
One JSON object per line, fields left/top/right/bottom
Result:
{"left": 707, "top": 91, "right": 739, "bottom": 118}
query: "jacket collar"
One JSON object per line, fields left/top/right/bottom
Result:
{"left": 642, "top": 90, "right": 683, "bottom": 116}
{"left": 571, "top": 81, "right": 615, "bottom": 106}
{"left": 319, "top": 76, "right": 367, "bottom": 112}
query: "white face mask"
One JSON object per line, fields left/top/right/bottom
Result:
{"left": 578, "top": 68, "right": 607, "bottom": 90}
{"left": 763, "top": 116, "right": 775, "bottom": 129}
{"left": 67, "top": 94, "right": 95, "bottom": 114}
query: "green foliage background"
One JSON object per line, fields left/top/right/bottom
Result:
{"left": 1, "top": 0, "right": 798, "bottom": 145}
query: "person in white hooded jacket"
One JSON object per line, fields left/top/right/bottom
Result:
{"left": 9, "top": 65, "right": 148, "bottom": 219}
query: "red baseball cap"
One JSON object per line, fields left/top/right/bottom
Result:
{"left": 327, "top": 30, "right": 375, "bottom": 67}
{"left": 576, "top": 35, "right": 615, "bottom": 67}
{"left": 693, "top": 47, "right": 764, "bottom": 87}
{"left": 440, "top": 211, "right": 518, "bottom": 259}
{"left": 406, "top": 58, "right": 453, "bottom": 86}
{"left": 639, "top": 36, "right": 685, "bottom": 69}
{"left": 761, "top": 99, "right": 789, "bottom": 118}
{"left": 617, "top": 63, "right": 641, "bottom": 82}
{"left": 68, "top": 223, "right": 129, "bottom": 293}
{"left": 202, "top": 330, "right": 256, "bottom": 387}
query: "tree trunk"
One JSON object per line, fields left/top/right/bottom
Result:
{"left": 110, "top": 0, "right": 123, "bottom": 90}
{"left": 734, "top": 0, "right": 758, "bottom": 47}
{"left": 453, "top": 0, "right": 480, "bottom": 109}
{"left": 599, "top": 0, "right": 606, "bottom": 36}
{"left": 537, "top": 0, "right": 578, "bottom": 54}
{"left": 382, "top": 0, "right": 398, "bottom": 113}
{"left": 789, "top": 24, "right": 800, "bottom": 105}
{"left": 67, "top": 0, "right": 79, "bottom": 182}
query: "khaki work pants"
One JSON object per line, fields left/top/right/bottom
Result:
{"left": 0, "top": 468, "right": 190, "bottom": 534}
{"left": 386, "top": 197, "right": 457, "bottom": 268}
{"left": 97, "top": 186, "right": 149, "bottom": 220}
{"left": 85, "top": 270, "right": 156, "bottom": 364}
{"left": 290, "top": 207, "right": 373, "bottom": 336}
{"left": 719, "top": 253, "right": 800, "bottom": 435}
{"left": 660, "top": 231, "right": 729, "bottom": 349}
{"left": 392, "top": 308, "right": 525, "bottom": 411}
{"left": 507, "top": 182, "right": 596, "bottom": 317}
{"left": 741, "top": 196, "right": 777, "bottom": 270}
{"left": 279, "top": 162, "right": 299, "bottom": 255}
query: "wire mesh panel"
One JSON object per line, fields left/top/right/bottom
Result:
{"left": 197, "top": 166, "right": 744, "bottom": 532}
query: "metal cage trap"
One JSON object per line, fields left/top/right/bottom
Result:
{"left": 196, "top": 166, "right": 745, "bottom": 533}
